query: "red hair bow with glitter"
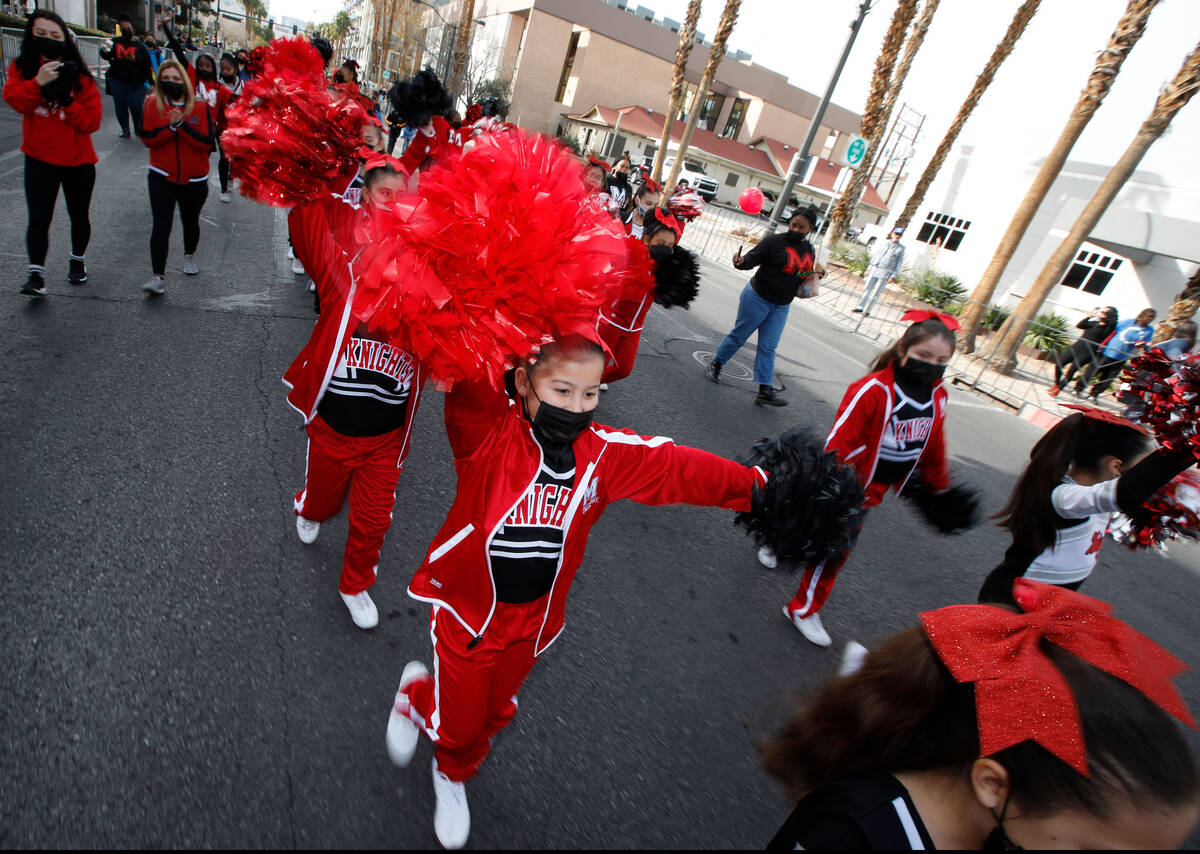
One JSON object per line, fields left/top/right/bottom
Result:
{"left": 587, "top": 154, "right": 611, "bottom": 173}
{"left": 920, "top": 579, "right": 1194, "bottom": 775}
{"left": 360, "top": 150, "right": 408, "bottom": 175}
{"left": 652, "top": 207, "right": 684, "bottom": 242}
{"left": 1060, "top": 403, "right": 1149, "bottom": 435}
{"left": 902, "top": 308, "right": 961, "bottom": 331}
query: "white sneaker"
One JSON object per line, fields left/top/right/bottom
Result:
{"left": 287, "top": 244, "right": 295, "bottom": 259}
{"left": 182, "top": 255, "right": 199, "bottom": 275}
{"left": 295, "top": 515, "right": 320, "bottom": 544}
{"left": 386, "top": 661, "right": 429, "bottom": 767}
{"left": 340, "top": 590, "right": 379, "bottom": 629}
{"left": 838, "top": 640, "right": 869, "bottom": 677}
{"left": 783, "top": 605, "right": 832, "bottom": 647}
{"left": 307, "top": 278, "right": 316, "bottom": 293}
{"left": 757, "top": 545, "right": 777, "bottom": 569}
{"left": 292, "top": 257, "right": 305, "bottom": 275}
{"left": 431, "top": 759, "right": 470, "bottom": 849}
{"left": 142, "top": 275, "right": 165, "bottom": 295}
{"left": 599, "top": 382, "right": 609, "bottom": 391}
{"left": 219, "top": 191, "right": 232, "bottom": 203}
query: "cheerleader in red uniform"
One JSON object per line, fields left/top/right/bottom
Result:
{"left": 765, "top": 311, "right": 977, "bottom": 647}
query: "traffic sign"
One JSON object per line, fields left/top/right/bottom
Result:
{"left": 841, "top": 134, "right": 868, "bottom": 169}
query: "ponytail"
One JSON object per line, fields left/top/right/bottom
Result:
{"left": 869, "top": 318, "right": 956, "bottom": 373}
{"left": 995, "top": 413, "right": 1152, "bottom": 553}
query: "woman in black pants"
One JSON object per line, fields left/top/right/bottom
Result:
{"left": 138, "top": 59, "right": 215, "bottom": 294}
{"left": 2, "top": 10, "right": 102, "bottom": 296}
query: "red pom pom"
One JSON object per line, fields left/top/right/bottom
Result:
{"left": 223, "top": 37, "right": 366, "bottom": 207}
{"left": 1121, "top": 349, "right": 1200, "bottom": 459}
{"left": 1113, "top": 469, "right": 1200, "bottom": 550}
{"left": 667, "top": 188, "right": 704, "bottom": 222}
{"left": 353, "top": 131, "right": 630, "bottom": 389}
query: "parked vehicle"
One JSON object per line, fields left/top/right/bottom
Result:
{"left": 661, "top": 156, "right": 719, "bottom": 201}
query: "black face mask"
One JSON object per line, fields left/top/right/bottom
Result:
{"left": 119, "top": 26, "right": 133, "bottom": 38}
{"left": 895, "top": 356, "right": 946, "bottom": 386}
{"left": 221, "top": 72, "right": 237, "bottom": 83}
{"left": 161, "top": 80, "right": 186, "bottom": 101}
{"left": 982, "top": 800, "right": 1023, "bottom": 851}
{"left": 334, "top": 70, "right": 347, "bottom": 83}
{"left": 526, "top": 386, "right": 593, "bottom": 447}
{"left": 35, "top": 36, "right": 66, "bottom": 59}
{"left": 648, "top": 244, "right": 673, "bottom": 263}
{"left": 197, "top": 68, "right": 215, "bottom": 81}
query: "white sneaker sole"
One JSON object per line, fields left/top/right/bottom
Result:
{"left": 757, "top": 546, "right": 777, "bottom": 569}
{"left": 340, "top": 591, "right": 379, "bottom": 629}
{"left": 432, "top": 760, "right": 470, "bottom": 849}
{"left": 142, "top": 280, "right": 165, "bottom": 295}
{"left": 295, "top": 516, "right": 320, "bottom": 544}
{"left": 386, "top": 661, "right": 429, "bottom": 767}
{"left": 783, "top": 605, "right": 832, "bottom": 647}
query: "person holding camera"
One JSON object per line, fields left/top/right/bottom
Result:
{"left": 4, "top": 10, "right": 102, "bottom": 297}
{"left": 99, "top": 12, "right": 152, "bottom": 138}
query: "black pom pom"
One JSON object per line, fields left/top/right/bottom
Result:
{"left": 900, "top": 480, "right": 980, "bottom": 534}
{"left": 734, "top": 427, "right": 867, "bottom": 569}
{"left": 652, "top": 245, "right": 700, "bottom": 309}
{"left": 310, "top": 36, "right": 333, "bottom": 66}
{"left": 388, "top": 69, "right": 452, "bottom": 128}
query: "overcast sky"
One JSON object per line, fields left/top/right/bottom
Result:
{"left": 270, "top": 0, "right": 1200, "bottom": 182}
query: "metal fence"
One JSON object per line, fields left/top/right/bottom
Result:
{"left": 679, "top": 204, "right": 1078, "bottom": 412}
{"left": 1, "top": 26, "right": 106, "bottom": 86}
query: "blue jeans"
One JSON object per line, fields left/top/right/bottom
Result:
{"left": 856, "top": 273, "right": 891, "bottom": 313}
{"left": 109, "top": 77, "right": 147, "bottom": 135}
{"left": 714, "top": 283, "right": 791, "bottom": 386}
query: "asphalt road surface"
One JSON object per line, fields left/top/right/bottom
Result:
{"left": 2, "top": 112, "right": 1200, "bottom": 849}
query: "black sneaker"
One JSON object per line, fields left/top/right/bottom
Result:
{"left": 706, "top": 359, "right": 722, "bottom": 383}
{"left": 68, "top": 258, "right": 88, "bottom": 284}
{"left": 118, "top": 130, "right": 131, "bottom": 138}
{"left": 755, "top": 385, "right": 788, "bottom": 407}
{"left": 20, "top": 271, "right": 46, "bottom": 296}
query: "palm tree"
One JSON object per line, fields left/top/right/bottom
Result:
{"left": 243, "top": 0, "right": 266, "bottom": 44}
{"left": 990, "top": 40, "right": 1200, "bottom": 373}
{"left": 825, "top": 0, "right": 918, "bottom": 247}
{"left": 652, "top": 0, "right": 702, "bottom": 183}
{"left": 449, "top": 0, "right": 477, "bottom": 103}
{"left": 958, "top": 0, "right": 1162, "bottom": 352}
{"left": 891, "top": 0, "right": 1040, "bottom": 236}
{"left": 333, "top": 10, "right": 352, "bottom": 59}
{"left": 1151, "top": 268, "right": 1200, "bottom": 344}
{"left": 863, "top": 0, "right": 940, "bottom": 189}
{"left": 664, "top": 0, "right": 740, "bottom": 192}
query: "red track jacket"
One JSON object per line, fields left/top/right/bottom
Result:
{"left": 283, "top": 194, "right": 424, "bottom": 458}
{"left": 407, "top": 380, "right": 768, "bottom": 655}
{"left": 140, "top": 95, "right": 216, "bottom": 183}
{"left": 3, "top": 62, "right": 102, "bottom": 167}
{"left": 825, "top": 363, "right": 950, "bottom": 506}
{"left": 400, "top": 114, "right": 460, "bottom": 174}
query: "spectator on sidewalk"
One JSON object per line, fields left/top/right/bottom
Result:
{"left": 605, "top": 155, "right": 632, "bottom": 212}
{"left": 706, "top": 206, "right": 822, "bottom": 407}
{"left": 1076, "top": 308, "right": 1156, "bottom": 401}
{"left": 143, "top": 35, "right": 164, "bottom": 76}
{"left": 1157, "top": 320, "right": 1197, "bottom": 359}
{"left": 4, "top": 9, "right": 102, "bottom": 297}
{"left": 99, "top": 13, "right": 152, "bottom": 137}
{"left": 853, "top": 227, "right": 905, "bottom": 316}
{"left": 1047, "top": 306, "right": 1118, "bottom": 396}
{"left": 138, "top": 59, "right": 216, "bottom": 295}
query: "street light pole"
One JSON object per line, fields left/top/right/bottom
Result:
{"left": 769, "top": 0, "right": 871, "bottom": 227}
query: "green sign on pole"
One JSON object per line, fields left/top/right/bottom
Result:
{"left": 843, "top": 134, "right": 868, "bottom": 169}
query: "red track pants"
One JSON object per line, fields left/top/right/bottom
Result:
{"left": 293, "top": 414, "right": 409, "bottom": 595}
{"left": 787, "top": 499, "right": 881, "bottom": 617}
{"left": 398, "top": 597, "right": 547, "bottom": 783}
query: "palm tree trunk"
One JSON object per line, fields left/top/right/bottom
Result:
{"left": 958, "top": 0, "right": 1161, "bottom": 353}
{"left": 1151, "top": 268, "right": 1200, "bottom": 344}
{"left": 825, "top": 0, "right": 918, "bottom": 247}
{"left": 449, "top": 0, "right": 477, "bottom": 104}
{"left": 368, "top": 0, "right": 385, "bottom": 82}
{"left": 990, "top": 40, "right": 1200, "bottom": 374}
{"left": 652, "top": 0, "right": 702, "bottom": 183}
{"left": 379, "top": 0, "right": 398, "bottom": 86}
{"left": 863, "top": 0, "right": 939, "bottom": 186}
{"left": 892, "top": 0, "right": 1039, "bottom": 240}
{"left": 664, "top": 0, "right": 740, "bottom": 192}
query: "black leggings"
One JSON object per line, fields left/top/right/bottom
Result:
{"left": 148, "top": 170, "right": 208, "bottom": 275}
{"left": 24, "top": 155, "right": 95, "bottom": 266}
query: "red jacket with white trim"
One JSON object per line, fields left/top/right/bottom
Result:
{"left": 399, "top": 114, "right": 460, "bottom": 174}
{"left": 283, "top": 194, "right": 424, "bottom": 456}
{"left": 825, "top": 363, "right": 950, "bottom": 506}
{"left": 407, "top": 379, "right": 767, "bottom": 656}
{"left": 597, "top": 238, "right": 654, "bottom": 382}
{"left": 3, "top": 62, "right": 102, "bottom": 167}
{"left": 140, "top": 95, "right": 216, "bottom": 182}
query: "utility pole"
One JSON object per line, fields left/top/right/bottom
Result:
{"left": 769, "top": 0, "right": 871, "bottom": 227}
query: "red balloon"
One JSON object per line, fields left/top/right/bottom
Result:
{"left": 738, "top": 186, "right": 764, "bottom": 215}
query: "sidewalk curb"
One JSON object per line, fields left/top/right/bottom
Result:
{"left": 1020, "top": 403, "right": 1063, "bottom": 432}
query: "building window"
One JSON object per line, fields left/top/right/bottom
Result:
{"left": 1059, "top": 250, "right": 1123, "bottom": 296}
{"left": 555, "top": 31, "right": 581, "bottom": 103}
{"left": 819, "top": 130, "right": 838, "bottom": 160}
{"left": 915, "top": 211, "right": 970, "bottom": 252}
{"left": 675, "top": 83, "right": 698, "bottom": 121}
{"left": 698, "top": 93, "right": 726, "bottom": 131}
{"left": 725, "top": 171, "right": 739, "bottom": 187}
{"left": 722, "top": 98, "right": 748, "bottom": 139}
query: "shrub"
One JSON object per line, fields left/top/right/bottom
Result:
{"left": 557, "top": 135, "right": 584, "bottom": 156}
{"left": 1023, "top": 312, "right": 1072, "bottom": 353}
{"left": 830, "top": 241, "right": 870, "bottom": 276}
{"left": 981, "top": 304, "right": 1011, "bottom": 332}
{"left": 904, "top": 268, "right": 967, "bottom": 311}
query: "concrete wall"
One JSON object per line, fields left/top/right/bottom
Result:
{"left": 508, "top": 7, "right": 575, "bottom": 134}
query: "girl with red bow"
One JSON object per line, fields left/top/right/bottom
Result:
{"left": 979, "top": 406, "right": 1197, "bottom": 603}
{"left": 763, "top": 311, "right": 977, "bottom": 647}
{"left": 762, "top": 580, "right": 1198, "bottom": 850}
